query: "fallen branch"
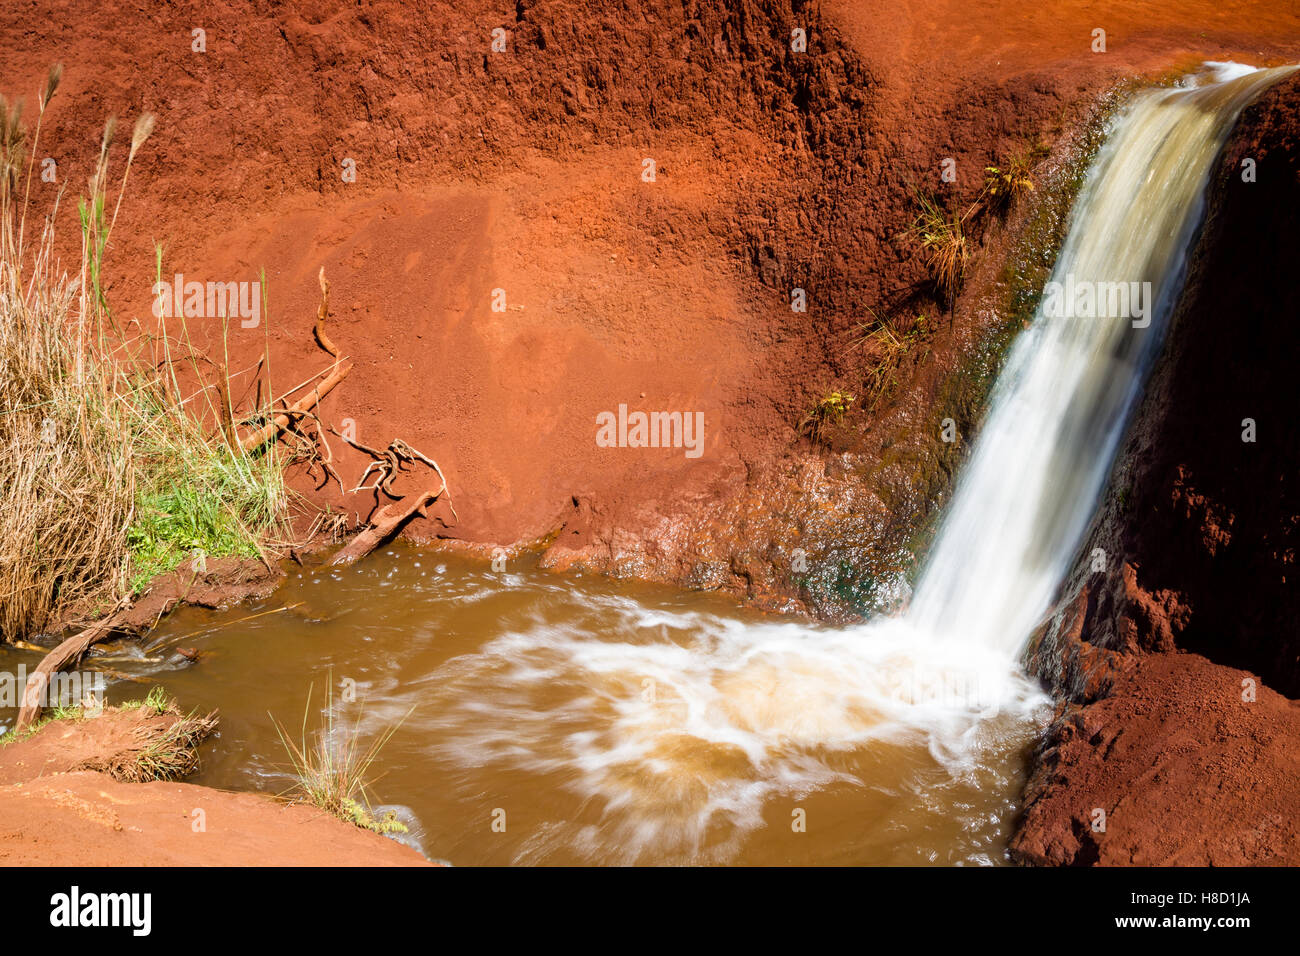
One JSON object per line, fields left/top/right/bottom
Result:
{"left": 145, "top": 602, "right": 304, "bottom": 653}
{"left": 15, "top": 598, "right": 129, "bottom": 733}
{"left": 240, "top": 359, "right": 351, "bottom": 454}
{"left": 329, "top": 489, "right": 440, "bottom": 567}
{"left": 390, "top": 440, "right": 455, "bottom": 519}
{"left": 259, "top": 359, "right": 342, "bottom": 408}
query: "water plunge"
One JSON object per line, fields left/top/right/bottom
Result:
{"left": 907, "top": 62, "right": 1297, "bottom": 656}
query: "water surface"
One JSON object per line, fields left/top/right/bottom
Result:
{"left": 0, "top": 548, "right": 1045, "bottom": 866}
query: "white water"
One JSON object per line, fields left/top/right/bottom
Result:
{"left": 397, "top": 64, "right": 1295, "bottom": 859}
{"left": 909, "top": 63, "right": 1296, "bottom": 653}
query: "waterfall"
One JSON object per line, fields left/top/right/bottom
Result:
{"left": 906, "top": 62, "right": 1296, "bottom": 656}
{"left": 405, "top": 63, "right": 1294, "bottom": 860}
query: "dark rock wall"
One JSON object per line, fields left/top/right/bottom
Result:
{"left": 1026, "top": 72, "right": 1300, "bottom": 704}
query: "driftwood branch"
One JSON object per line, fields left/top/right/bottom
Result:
{"left": 238, "top": 267, "right": 350, "bottom": 453}
{"left": 312, "top": 265, "right": 340, "bottom": 359}
{"left": 16, "top": 599, "right": 130, "bottom": 733}
{"left": 329, "top": 489, "right": 440, "bottom": 567}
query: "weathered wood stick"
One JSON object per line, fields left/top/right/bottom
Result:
{"left": 238, "top": 360, "right": 352, "bottom": 452}
{"left": 329, "top": 489, "right": 439, "bottom": 567}
{"left": 313, "top": 266, "right": 340, "bottom": 358}
{"left": 15, "top": 603, "right": 128, "bottom": 733}
{"left": 238, "top": 266, "right": 347, "bottom": 453}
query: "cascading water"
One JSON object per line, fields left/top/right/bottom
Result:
{"left": 908, "top": 62, "right": 1298, "bottom": 655}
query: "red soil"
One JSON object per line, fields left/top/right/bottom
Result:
{"left": 1013, "top": 653, "right": 1300, "bottom": 865}
{"left": 0, "top": 772, "right": 429, "bottom": 866}
{"left": 5, "top": 1, "right": 1296, "bottom": 571}
{"left": 0, "top": 709, "right": 428, "bottom": 866}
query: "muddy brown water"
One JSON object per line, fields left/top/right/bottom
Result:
{"left": 0, "top": 547, "right": 1044, "bottom": 865}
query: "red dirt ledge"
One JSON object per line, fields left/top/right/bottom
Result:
{"left": 0, "top": 774, "right": 431, "bottom": 866}
{"left": 1011, "top": 652, "right": 1300, "bottom": 866}
{"left": 0, "top": 712, "right": 431, "bottom": 867}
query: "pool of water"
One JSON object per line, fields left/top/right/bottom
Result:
{"left": 0, "top": 546, "right": 1048, "bottom": 865}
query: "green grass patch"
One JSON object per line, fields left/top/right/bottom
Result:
{"left": 126, "top": 425, "right": 284, "bottom": 592}
{"left": 0, "top": 702, "right": 84, "bottom": 746}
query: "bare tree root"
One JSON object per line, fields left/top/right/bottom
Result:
{"left": 238, "top": 267, "right": 351, "bottom": 454}
{"left": 323, "top": 428, "right": 459, "bottom": 566}
{"left": 313, "top": 265, "right": 340, "bottom": 359}
{"left": 329, "top": 429, "right": 458, "bottom": 521}
{"left": 276, "top": 407, "right": 345, "bottom": 493}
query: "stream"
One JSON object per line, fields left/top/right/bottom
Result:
{"left": 1, "top": 547, "right": 1046, "bottom": 865}
{"left": 3, "top": 62, "right": 1291, "bottom": 868}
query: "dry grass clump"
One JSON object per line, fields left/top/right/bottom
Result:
{"left": 1, "top": 685, "right": 217, "bottom": 783}
{"left": 0, "top": 247, "right": 135, "bottom": 635}
{"left": 905, "top": 144, "right": 1042, "bottom": 303}
{"left": 798, "top": 389, "right": 855, "bottom": 447}
{"left": 852, "top": 310, "right": 931, "bottom": 411}
{"left": 102, "top": 689, "right": 218, "bottom": 783}
{"left": 905, "top": 191, "right": 971, "bottom": 304}
{"left": 272, "top": 681, "right": 409, "bottom": 835}
{"left": 0, "top": 70, "right": 135, "bottom": 637}
{"left": 110, "top": 710, "right": 218, "bottom": 783}
{"left": 983, "top": 144, "right": 1046, "bottom": 212}
{"left": 983, "top": 158, "right": 1035, "bottom": 207}
{"left": 0, "top": 66, "right": 288, "bottom": 641}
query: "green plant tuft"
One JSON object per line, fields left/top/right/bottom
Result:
{"left": 905, "top": 191, "right": 971, "bottom": 303}
{"left": 799, "top": 390, "right": 855, "bottom": 447}
{"left": 271, "top": 679, "right": 411, "bottom": 836}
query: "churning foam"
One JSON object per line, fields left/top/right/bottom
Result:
{"left": 407, "top": 594, "right": 1045, "bottom": 860}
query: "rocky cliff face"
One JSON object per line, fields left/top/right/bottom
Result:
{"left": 1012, "top": 73, "right": 1300, "bottom": 866}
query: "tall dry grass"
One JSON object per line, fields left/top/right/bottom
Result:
{"left": 0, "top": 68, "right": 135, "bottom": 637}
{"left": 0, "top": 67, "right": 288, "bottom": 641}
